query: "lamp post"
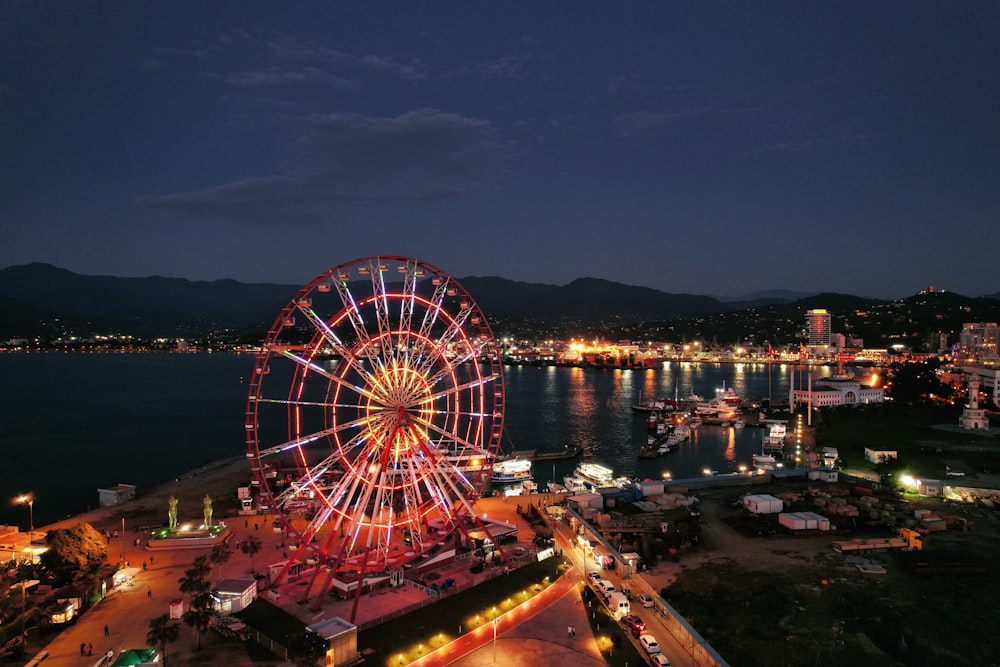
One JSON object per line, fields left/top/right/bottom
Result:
{"left": 15, "top": 494, "right": 34, "bottom": 538}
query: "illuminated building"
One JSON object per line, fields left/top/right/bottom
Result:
{"left": 806, "top": 309, "right": 831, "bottom": 347}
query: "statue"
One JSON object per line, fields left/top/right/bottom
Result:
{"left": 167, "top": 495, "right": 178, "bottom": 531}
{"left": 203, "top": 494, "right": 213, "bottom": 528}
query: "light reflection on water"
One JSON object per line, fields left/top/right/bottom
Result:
{"left": 0, "top": 353, "right": 842, "bottom": 525}
{"left": 503, "top": 362, "right": 836, "bottom": 488}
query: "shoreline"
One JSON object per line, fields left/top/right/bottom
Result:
{"left": 39, "top": 455, "right": 253, "bottom": 536}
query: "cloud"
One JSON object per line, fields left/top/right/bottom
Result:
{"left": 268, "top": 36, "right": 426, "bottom": 83}
{"left": 136, "top": 109, "right": 512, "bottom": 224}
{"left": 227, "top": 66, "right": 357, "bottom": 90}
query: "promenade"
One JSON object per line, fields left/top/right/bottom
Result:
{"left": 24, "top": 454, "right": 708, "bottom": 666}
{"left": 23, "top": 458, "right": 608, "bottom": 666}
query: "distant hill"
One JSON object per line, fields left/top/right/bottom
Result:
{"left": 458, "top": 276, "right": 725, "bottom": 319}
{"left": 0, "top": 263, "right": 298, "bottom": 337}
{"left": 0, "top": 264, "right": 725, "bottom": 338}
{"left": 715, "top": 289, "right": 819, "bottom": 308}
{"left": 1, "top": 263, "right": 997, "bottom": 345}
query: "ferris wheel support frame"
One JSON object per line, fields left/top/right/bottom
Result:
{"left": 245, "top": 256, "right": 507, "bottom": 612}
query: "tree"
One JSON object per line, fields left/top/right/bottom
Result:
{"left": 147, "top": 614, "right": 180, "bottom": 666}
{"left": 182, "top": 591, "right": 216, "bottom": 651}
{"left": 178, "top": 555, "right": 211, "bottom": 597}
{"left": 175, "top": 553, "right": 218, "bottom": 651}
{"left": 39, "top": 523, "right": 107, "bottom": 586}
{"left": 241, "top": 535, "right": 263, "bottom": 573}
{"left": 208, "top": 542, "right": 231, "bottom": 568}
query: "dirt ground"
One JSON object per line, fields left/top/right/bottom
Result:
{"left": 639, "top": 481, "right": 1000, "bottom": 667}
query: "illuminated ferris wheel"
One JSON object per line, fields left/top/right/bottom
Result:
{"left": 245, "top": 256, "right": 505, "bottom": 599}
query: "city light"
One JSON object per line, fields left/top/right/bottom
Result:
{"left": 14, "top": 493, "right": 34, "bottom": 535}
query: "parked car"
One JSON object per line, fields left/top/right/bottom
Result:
{"left": 649, "top": 654, "right": 672, "bottom": 666}
{"left": 596, "top": 580, "right": 616, "bottom": 600}
{"left": 621, "top": 614, "right": 646, "bottom": 638}
{"left": 587, "top": 570, "right": 602, "bottom": 583}
{"left": 637, "top": 593, "right": 654, "bottom": 608}
{"left": 639, "top": 634, "right": 660, "bottom": 655}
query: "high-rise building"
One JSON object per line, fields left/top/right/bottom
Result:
{"left": 806, "top": 309, "right": 831, "bottom": 347}
{"left": 959, "top": 322, "right": 999, "bottom": 360}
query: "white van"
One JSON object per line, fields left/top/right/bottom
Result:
{"left": 608, "top": 591, "right": 630, "bottom": 619}
{"left": 596, "top": 580, "right": 616, "bottom": 600}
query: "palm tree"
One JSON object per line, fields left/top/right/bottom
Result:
{"left": 208, "top": 542, "right": 231, "bottom": 568}
{"left": 178, "top": 560, "right": 210, "bottom": 599}
{"left": 240, "top": 535, "right": 263, "bottom": 574}
{"left": 147, "top": 613, "right": 180, "bottom": 666}
{"left": 182, "top": 590, "right": 216, "bottom": 651}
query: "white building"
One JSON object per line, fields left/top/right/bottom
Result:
{"left": 790, "top": 374, "right": 885, "bottom": 408}
{"left": 959, "top": 322, "right": 999, "bottom": 361}
{"left": 959, "top": 372, "right": 990, "bottom": 431}
{"left": 961, "top": 365, "right": 1000, "bottom": 406}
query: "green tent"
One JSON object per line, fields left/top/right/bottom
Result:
{"left": 110, "top": 649, "right": 158, "bottom": 666}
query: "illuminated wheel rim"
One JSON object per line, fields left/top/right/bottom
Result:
{"left": 245, "top": 256, "right": 504, "bottom": 580}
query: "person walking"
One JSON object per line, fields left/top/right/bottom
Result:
{"left": 104, "top": 624, "right": 109, "bottom": 637}
{"left": 147, "top": 587, "right": 152, "bottom": 599}
{"left": 80, "top": 642, "right": 85, "bottom": 656}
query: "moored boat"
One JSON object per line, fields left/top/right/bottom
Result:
{"left": 574, "top": 462, "right": 615, "bottom": 488}
{"left": 752, "top": 452, "right": 778, "bottom": 470}
{"left": 490, "top": 458, "right": 532, "bottom": 483}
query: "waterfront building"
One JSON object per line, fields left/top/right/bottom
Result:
{"left": 790, "top": 373, "right": 885, "bottom": 408}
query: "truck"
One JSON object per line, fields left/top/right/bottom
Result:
{"left": 607, "top": 591, "right": 630, "bottom": 619}
{"left": 832, "top": 528, "right": 923, "bottom": 554}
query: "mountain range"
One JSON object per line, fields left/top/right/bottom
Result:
{"left": 0, "top": 263, "right": 997, "bottom": 344}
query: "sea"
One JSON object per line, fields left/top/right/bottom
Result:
{"left": 0, "top": 352, "right": 848, "bottom": 528}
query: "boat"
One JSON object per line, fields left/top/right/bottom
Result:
{"left": 489, "top": 458, "right": 532, "bottom": 483}
{"left": 444, "top": 445, "right": 493, "bottom": 473}
{"left": 496, "top": 449, "right": 536, "bottom": 461}
{"left": 752, "top": 452, "right": 778, "bottom": 470}
{"left": 547, "top": 481, "right": 568, "bottom": 494}
{"left": 574, "top": 462, "right": 615, "bottom": 488}
{"left": 498, "top": 443, "right": 583, "bottom": 462}
{"left": 531, "top": 443, "right": 584, "bottom": 461}
{"left": 762, "top": 422, "right": 787, "bottom": 451}
{"left": 502, "top": 479, "right": 538, "bottom": 496}
{"left": 562, "top": 475, "right": 589, "bottom": 493}
{"left": 732, "top": 419, "right": 745, "bottom": 429}
{"left": 715, "top": 381, "right": 742, "bottom": 407}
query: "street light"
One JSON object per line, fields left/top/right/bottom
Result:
{"left": 15, "top": 494, "right": 34, "bottom": 538}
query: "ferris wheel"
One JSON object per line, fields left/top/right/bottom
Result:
{"left": 245, "top": 256, "right": 505, "bottom": 602}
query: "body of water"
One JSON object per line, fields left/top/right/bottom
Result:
{"left": 1, "top": 353, "right": 850, "bottom": 527}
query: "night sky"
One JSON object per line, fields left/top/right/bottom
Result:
{"left": 2, "top": 3, "right": 998, "bottom": 299}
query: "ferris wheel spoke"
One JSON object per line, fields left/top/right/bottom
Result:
{"left": 333, "top": 276, "right": 385, "bottom": 373}
{"left": 279, "top": 350, "right": 380, "bottom": 402}
{"left": 369, "top": 265, "right": 398, "bottom": 371}
{"left": 411, "top": 415, "right": 486, "bottom": 455}
{"left": 256, "top": 427, "right": 339, "bottom": 458}
{"left": 409, "top": 435, "right": 476, "bottom": 513}
{"left": 291, "top": 302, "right": 374, "bottom": 379}
{"left": 397, "top": 262, "right": 420, "bottom": 344}
{"left": 424, "top": 374, "right": 498, "bottom": 404}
